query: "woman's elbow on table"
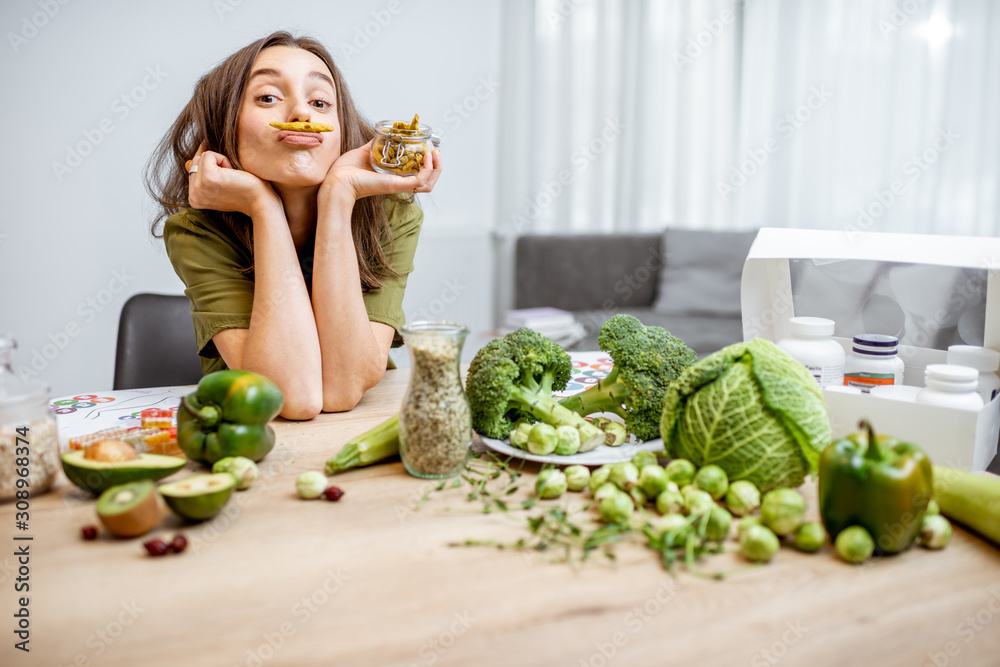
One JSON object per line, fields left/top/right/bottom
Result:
{"left": 276, "top": 385, "right": 324, "bottom": 421}
{"left": 321, "top": 383, "right": 367, "bottom": 413}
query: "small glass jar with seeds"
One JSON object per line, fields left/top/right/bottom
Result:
{"left": 398, "top": 322, "right": 472, "bottom": 479}
{"left": 370, "top": 115, "right": 438, "bottom": 177}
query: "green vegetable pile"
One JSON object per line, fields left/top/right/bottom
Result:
{"left": 465, "top": 328, "right": 605, "bottom": 451}
{"left": 660, "top": 338, "right": 831, "bottom": 494}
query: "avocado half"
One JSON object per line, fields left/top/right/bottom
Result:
{"left": 62, "top": 450, "right": 187, "bottom": 495}
{"left": 96, "top": 480, "right": 161, "bottom": 538}
{"left": 159, "top": 473, "right": 236, "bottom": 522}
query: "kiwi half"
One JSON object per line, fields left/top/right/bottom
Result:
{"left": 96, "top": 480, "right": 161, "bottom": 538}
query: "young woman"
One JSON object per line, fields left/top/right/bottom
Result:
{"left": 145, "top": 31, "right": 442, "bottom": 420}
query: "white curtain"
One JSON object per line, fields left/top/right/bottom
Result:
{"left": 496, "top": 0, "right": 741, "bottom": 237}
{"left": 496, "top": 0, "right": 1000, "bottom": 237}
{"left": 734, "top": 0, "right": 1000, "bottom": 237}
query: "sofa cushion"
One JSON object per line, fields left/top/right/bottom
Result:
{"left": 515, "top": 233, "right": 663, "bottom": 311}
{"left": 652, "top": 228, "right": 758, "bottom": 317}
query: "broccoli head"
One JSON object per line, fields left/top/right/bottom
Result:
{"left": 558, "top": 314, "right": 698, "bottom": 441}
{"left": 466, "top": 328, "right": 604, "bottom": 450}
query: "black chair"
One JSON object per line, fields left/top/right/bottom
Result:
{"left": 113, "top": 293, "right": 204, "bottom": 390}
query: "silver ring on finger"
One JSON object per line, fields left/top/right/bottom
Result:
{"left": 189, "top": 164, "right": 199, "bottom": 174}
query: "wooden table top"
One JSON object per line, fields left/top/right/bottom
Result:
{"left": 4, "top": 366, "right": 1000, "bottom": 667}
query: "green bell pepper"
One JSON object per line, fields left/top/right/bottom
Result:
{"left": 177, "top": 370, "right": 284, "bottom": 465}
{"left": 818, "top": 420, "right": 932, "bottom": 555}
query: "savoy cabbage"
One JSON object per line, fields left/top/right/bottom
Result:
{"left": 659, "top": 338, "right": 831, "bottom": 494}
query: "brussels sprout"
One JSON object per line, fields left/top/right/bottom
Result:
{"left": 603, "top": 422, "right": 628, "bottom": 447}
{"left": 631, "top": 450, "right": 659, "bottom": 470}
{"left": 536, "top": 469, "right": 568, "bottom": 499}
{"left": 593, "top": 416, "right": 613, "bottom": 431}
{"left": 793, "top": 521, "right": 826, "bottom": 553}
{"left": 609, "top": 462, "right": 640, "bottom": 492}
{"left": 564, "top": 465, "right": 591, "bottom": 492}
{"left": 554, "top": 425, "right": 582, "bottom": 456}
{"left": 527, "top": 423, "right": 558, "bottom": 456}
{"left": 760, "top": 488, "right": 806, "bottom": 536}
{"left": 599, "top": 491, "right": 635, "bottom": 525}
{"left": 638, "top": 465, "right": 669, "bottom": 498}
{"left": 629, "top": 487, "right": 648, "bottom": 508}
{"left": 705, "top": 506, "right": 734, "bottom": 542}
{"left": 648, "top": 514, "right": 692, "bottom": 543}
{"left": 656, "top": 489, "right": 685, "bottom": 516}
{"left": 725, "top": 480, "right": 761, "bottom": 517}
{"left": 737, "top": 515, "right": 762, "bottom": 540}
{"left": 926, "top": 499, "right": 940, "bottom": 516}
{"left": 920, "top": 515, "right": 952, "bottom": 549}
{"left": 740, "top": 524, "right": 780, "bottom": 562}
{"left": 593, "top": 482, "right": 620, "bottom": 502}
{"left": 213, "top": 456, "right": 259, "bottom": 490}
{"left": 510, "top": 422, "right": 533, "bottom": 450}
{"left": 684, "top": 489, "right": 716, "bottom": 515}
{"left": 693, "top": 465, "right": 729, "bottom": 500}
{"left": 296, "top": 471, "right": 328, "bottom": 500}
{"left": 665, "top": 459, "right": 696, "bottom": 487}
{"left": 588, "top": 465, "right": 613, "bottom": 495}
{"left": 835, "top": 526, "right": 875, "bottom": 563}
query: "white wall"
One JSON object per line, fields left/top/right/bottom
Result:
{"left": 0, "top": 0, "right": 501, "bottom": 396}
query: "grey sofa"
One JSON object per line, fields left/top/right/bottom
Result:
{"left": 513, "top": 229, "right": 759, "bottom": 356}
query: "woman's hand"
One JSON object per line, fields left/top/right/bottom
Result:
{"left": 319, "top": 140, "right": 442, "bottom": 203}
{"left": 187, "top": 142, "right": 281, "bottom": 217}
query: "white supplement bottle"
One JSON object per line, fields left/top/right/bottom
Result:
{"left": 916, "top": 364, "right": 984, "bottom": 410}
{"left": 946, "top": 345, "right": 1000, "bottom": 404}
{"left": 843, "top": 334, "right": 904, "bottom": 393}
{"left": 777, "top": 317, "right": 845, "bottom": 387}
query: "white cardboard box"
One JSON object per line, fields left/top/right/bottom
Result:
{"left": 741, "top": 227, "right": 1000, "bottom": 471}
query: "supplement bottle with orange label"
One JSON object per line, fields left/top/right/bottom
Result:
{"left": 843, "top": 334, "right": 904, "bottom": 393}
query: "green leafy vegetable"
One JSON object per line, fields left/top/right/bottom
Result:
{"left": 660, "top": 339, "right": 831, "bottom": 494}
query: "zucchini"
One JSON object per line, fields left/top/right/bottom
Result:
{"left": 325, "top": 414, "right": 400, "bottom": 474}
{"left": 933, "top": 465, "right": 1000, "bottom": 548}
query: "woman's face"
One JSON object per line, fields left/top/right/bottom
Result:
{"left": 237, "top": 46, "right": 341, "bottom": 187}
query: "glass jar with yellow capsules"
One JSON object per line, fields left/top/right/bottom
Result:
{"left": 370, "top": 114, "right": 439, "bottom": 176}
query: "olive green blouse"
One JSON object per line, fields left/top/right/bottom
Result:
{"left": 163, "top": 197, "right": 423, "bottom": 375}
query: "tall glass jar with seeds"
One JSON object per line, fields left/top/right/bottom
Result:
{"left": 0, "top": 335, "right": 60, "bottom": 500}
{"left": 398, "top": 322, "right": 472, "bottom": 479}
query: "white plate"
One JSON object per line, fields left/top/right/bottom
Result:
{"left": 480, "top": 435, "right": 665, "bottom": 466}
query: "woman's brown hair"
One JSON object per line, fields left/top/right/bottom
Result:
{"left": 144, "top": 31, "right": 401, "bottom": 289}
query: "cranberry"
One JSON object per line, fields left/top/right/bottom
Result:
{"left": 143, "top": 538, "right": 170, "bottom": 557}
{"left": 169, "top": 534, "right": 189, "bottom": 554}
{"left": 322, "top": 486, "right": 345, "bottom": 501}
{"left": 81, "top": 525, "right": 98, "bottom": 541}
